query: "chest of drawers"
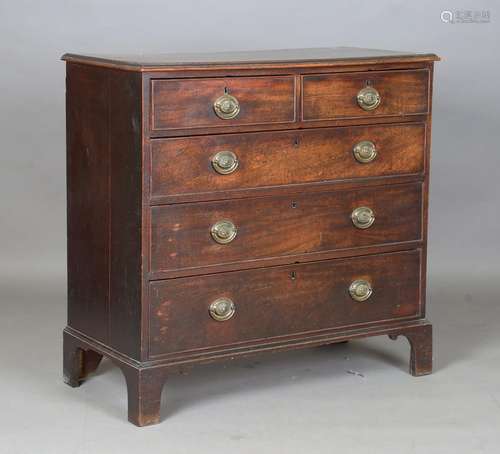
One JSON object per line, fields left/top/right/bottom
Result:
{"left": 62, "top": 47, "right": 439, "bottom": 426}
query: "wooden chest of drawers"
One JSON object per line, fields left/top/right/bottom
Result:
{"left": 62, "top": 47, "right": 439, "bottom": 426}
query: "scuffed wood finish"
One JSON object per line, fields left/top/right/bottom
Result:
{"left": 66, "top": 64, "right": 110, "bottom": 343}
{"left": 151, "top": 76, "right": 295, "bottom": 132}
{"left": 64, "top": 48, "right": 437, "bottom": 426}
{"left": 302, "top": 69, "right": 429, "bottom": 121}
{"left": 149, "top": 250, "right": 421, "bottom": 357}
{"left": 150, "top": 123, "right": 425, "bottom": 202}
{"left": 120, "top": 364, "right": 168, "bottom": 426}
{"left": 63, "top": 330, "right": 103, "bottom": 387}
{"left": 66, "top": 63, "right": 143, "bottom": 359}
{"left": 389, "top": 323, "right": 433, "bottom": 376}
{"left": 150, "top": 183, "right": 422, "bottom": 274}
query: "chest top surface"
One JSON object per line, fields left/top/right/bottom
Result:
{"left": 62, "top": 46, "right": 439, "bottom": 71}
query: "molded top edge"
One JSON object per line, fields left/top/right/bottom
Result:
{"left": 61, "top": 47, "right": 440, "bottom": 72}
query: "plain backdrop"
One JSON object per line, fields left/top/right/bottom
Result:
{"left": 1, "top": 0, "right": 499, "bottom": 279}
{"left": 1, "top": 1, "right": 499, "bottom": 453}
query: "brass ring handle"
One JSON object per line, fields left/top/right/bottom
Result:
{"left": 351, "top": 207, "right": 375, "bottom": 229}
{"left": 212, "top": 150, "right": 239, "bottom": 175}
{"left": 357, "top": 86, "right": 381, "bottom": 111}
{"left": 209, "top": 297, "right": 236, "bottom": 321}
{"left": 349, "top": 280, "right": 373, "bottom": 302}
{"left": 353, "top": 140, "right": 377, "bottom": 163}
{"left": 213, "top": 93, "right": 240, "bottom": 120}
{"left": 210, "top": 219, "right": 237, "bottom": 244}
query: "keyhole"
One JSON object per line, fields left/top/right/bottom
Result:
{"left": 291, "top": 201, "right": 297, "bottom": 208}
{"left": 290, "top": 271, "right": 297, "bottom": 280}
{"left": 294, "top": 137, "right": 300, "bottom": 147}
{"left": 365, "top": 80, "right": 373, "bottom": 87}
{"left": 224, "top": 86, "right": 229, "bottom": 94}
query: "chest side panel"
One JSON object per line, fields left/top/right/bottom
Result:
{"left": 66, "top": 63, "right": 143, "bottom": 359}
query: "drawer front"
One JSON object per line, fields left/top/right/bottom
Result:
{"left": 151, "top": 123, "right": 425, "bottom": 201}
{"left": 302, "top": 69, "right": 429, "bottom": 121}
{"left": 150, "top": 183, "right": 422, "bottom": 273}
{"left": 149, "top": 250, "right": 421, "bottom": 356}
{"left": 151, "top": 76, "right": 296, "bottom": 132}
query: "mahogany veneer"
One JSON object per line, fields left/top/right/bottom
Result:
{"left": 63, "top": 47, "right": 439, "bottom": 426}
{"left": 150, "top": 123, "right": 426, "bottom": 203}
{"left": 150, "top": 182, "right": 423, "bottom": 275}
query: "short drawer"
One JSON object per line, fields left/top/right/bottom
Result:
{"left": 302, "top": 69, "right": 429, "bottom": 121}
{"left": 150, "top": 123, "right": 425, "bottom": 202}
{"left": 150, "top": 182, "right": 422, "bottom": 274}
{"left": 150, "top": 76, "right": 296, "bottom": 132}
{"left": 149, "top": 250, "right": 422, "bottom": 356}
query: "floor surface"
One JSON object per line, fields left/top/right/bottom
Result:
{"left": 2, "top": 271, "right": 499, "bottom": 454}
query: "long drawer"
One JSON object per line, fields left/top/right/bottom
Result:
{"left": 150, "top": 123, "right": 425, "bottom": 202}
{"left": 150, "top": 182, "right": 422, "bottom": 274}
{"left": 149, "top": 250, "right": 422, "bottom": 356}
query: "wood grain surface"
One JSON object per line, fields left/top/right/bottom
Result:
{"left": 149, "top": 250, "right": 422, "bottom": 356}
{"left": 150, "top": 182, "right": 422, "bottom": 273}
{"left": 150, "top": 123, "right": 425, "bottom": 201}
{"left": 302, "top": 69, "right": 429, "bottom": 120}
{"left": 151, "top": 76, "right": 295, "bottom": 131}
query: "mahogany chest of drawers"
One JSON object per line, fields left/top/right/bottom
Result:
{"left": 62, "top": 47, "right": 439, "bottom": 426}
